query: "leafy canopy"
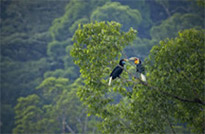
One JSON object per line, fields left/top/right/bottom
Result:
{"left": 71, "top": 21, "right": 136, "bottom": 115}
{"left": 13, "top": 77, "right": 98, "bottom": 133}
{"left": 91, "top": 2, "right": 142, "bottom": 31}
{"left": 150, "top": 13, "right": 204, "bottom": 41}
{"left": 71, "top": 21, "right": 204, "bottom": 133}
{"left": 146, "top": 28, "right": 204, "bottom": 133}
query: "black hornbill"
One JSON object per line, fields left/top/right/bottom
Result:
{"left": 129, "top": 57, "right": 146, "bottom": 82}
{"left": 108, "top": 59, "right": 128, "bottom": 86}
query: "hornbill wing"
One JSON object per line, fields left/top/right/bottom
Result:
{"left": 136, "top": 64, "right": 145, "bottom": 73}
{"left": 137, "top": 64, "right": 146, "bottom": 82}
{"left": 110, "top": 66, "right": 123, "bottom": 79}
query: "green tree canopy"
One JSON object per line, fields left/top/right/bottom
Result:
{"left": 2, "top": 0, "right": 204, "bottom": 133}
{"left": 150, "top": 13, "right": 204, "bottom": 41}
{"left": 71, "top": 21, "right": 204, "bottom": 133}
{"left": 13, "top": 77, "right": 98, "bottom": 133}
{"left": 90, "top": 2, "right": 142, "bottom": 31}
{"left": 146, "top": 29, "right": 204, "bottom": 133}
{"left": 46, "top": 0, "right": 110, "bottom": 81}
{"left": 71, "top": 21, "right": 136, "bottom": 115}
{"left": 49, "top": 0, "right": 109, "bottom": 41}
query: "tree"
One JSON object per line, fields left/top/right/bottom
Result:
{"left": 13, "top": 77, "right": 98, "bottom": 133}
{"left": 47, "top": 0, "right": 109, "bottom": 80}
{"left": 71, "top": 21, "right": 204, "bottom": 133}
{"left": 146, "top": 29, "right": 204, "bottom": 133}
{"left": 71, "top": 21, "right": 137, "bottom": 132}
{"left": 49, "top": 0, "right": 109, "bottom": 41}
{"left": 13, "top": 94, "right": 43, "bottom": 133}
{"left": 150, "top": 13, "right": 204, "bottom": 41}
{"left": 90, "top": 2, "right": 142, "bottom": 32}
{"left": 124, "top": 37, "right": 155, "bottom": 60}
{"left": 1, "top": 1, "right": 70, "bottom": 132}
{"left": 111, "top": 0, "right": 152, "bottom": 38}
{"left": 197, "top": 0, "right": 205, "bottom": 6}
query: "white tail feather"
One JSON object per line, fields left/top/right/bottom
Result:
{"left": 108, "top": 77, "right": 112, "bottom": 86}
{"left": 140, "top": 73, "right": 146, "bottom": 82}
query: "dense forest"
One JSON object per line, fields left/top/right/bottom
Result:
{"left": 0, "top": 0, "right": 204, "bottom": 133}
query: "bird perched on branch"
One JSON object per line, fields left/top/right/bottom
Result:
{"left": 108, "top": 59, "right": 128, "bottom": 86}
{"left": 129, "top": 57, "right": 146, "bottom": 82}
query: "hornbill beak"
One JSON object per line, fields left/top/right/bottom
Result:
{"left": 129, "top": 57, "right": 140, "bottom": 64}
{"left": 124, "top": 59, "right": 129, "bottom": 61}
{"left": 128, "top": 57, "right": 138, "bottom": 61}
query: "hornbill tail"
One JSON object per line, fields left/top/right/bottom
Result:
{"left": 140, "top": 73, "right": 146, "bottom": 82}
{"left": 108, "top": 77, "right": 112, "bottom": 86}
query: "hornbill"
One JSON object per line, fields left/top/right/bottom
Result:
{"left": 129, "top": 57, "right": 146, "bottom": 82}
{"left": 108, "top": 59, "right": 128, "bottom": 86}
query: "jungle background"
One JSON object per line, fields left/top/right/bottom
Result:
{"left": 0, "top": 0, "right": 204, "bottom": 133}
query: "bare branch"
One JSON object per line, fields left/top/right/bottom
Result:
{"left": 83, "top": 116, "right": 88, "bottom": 134}
{"left": 65, "top": 121, "right": 75, "bottom": 134}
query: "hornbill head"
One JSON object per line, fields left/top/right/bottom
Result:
{"left": 129, "top": 57, "right": 140, "bottom": 64}
{"left": 119, "top": 59, "right": 128, "bottom": 66}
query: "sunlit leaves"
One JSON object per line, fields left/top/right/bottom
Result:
{"left": 71, "top": 21, "right": 136, "bottom": 88}
{"left": 72, "top": 24, "right": 204, "bottom": 133}
{"left": 71, "top": 21, "right": 137, "bottom": 124}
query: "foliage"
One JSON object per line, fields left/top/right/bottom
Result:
{"left": 71, "top": 21, "right": 135, "bottom": 132}
{"left": 13, "top": 77, "right": 98, "bottom": 133}
{"left": 0, "top": 104, "right": 15, "bottom": 133}
{"left": 111, "top": 0, "right": 152, "bottom": 38}
{"left": 13, "top": 94, "right": 43, "bottom": 133}
{"left": 1, "top": 0, "right": 68, "bottom": 36}
{"left": 1, "top": 58, "right": 50, "bottom": 104}
{"left": 71, "top": 21, "right": 136, "bottom": 116}
{"left": 1, "top": 1, "right": 69, "bottom": 132}
{"left": 47, "top": 0, "right": 110, "bottom": 80}
{"left": 49, "top": 0, "right": 109, "bottom": 41}
{"left": 150, "top": 13, "right": 204, "bottom": 41}
{"left": 71, "top": 21, "right": 204, "bottom": 133}
{"left": 1, "top": 32, "right": 50, "bottom": 61}
{"left": 90, "top": 2, "right": 142, "bottom": 31}
{"left": 147, "top": 29, "right": 205, "bottom": 133}
{"left": 195, "top": 0, "right": 205, "bottom": 7}
{"left": 1, "top": 0, "right": 205, "bottom": 133}
{"left": 124, "top": 37, "right": 156, "bottom": 59}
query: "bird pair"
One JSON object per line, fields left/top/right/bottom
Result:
{"left": 108, "top": 57, "right": 146, "bottom": 86}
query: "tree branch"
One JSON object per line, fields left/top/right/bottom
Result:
{"left": 170, "top": 7, "right": 190, "bottom": 14}
{"left": 107, "top": 53, "right": 204, "bottom": 106}
{"left": 83, "top": 116, "right": 88, "bottom": 134}
{"left": 161, "top": 4, "right": 171, "bottom": 17}
{"left": 65, "top": 121, "right": 75, "bottom": 134}
{"left": 136, "top": 78, "right": 205, "bottom": 106}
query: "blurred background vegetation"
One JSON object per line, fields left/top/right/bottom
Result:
{"left": 0, "top": 0, "right": 204, "bottom": 133}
